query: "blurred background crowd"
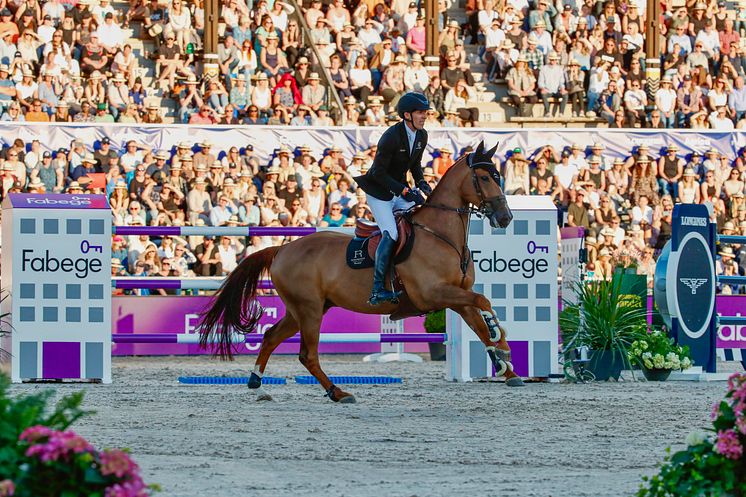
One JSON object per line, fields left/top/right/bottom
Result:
{"left": 1, "top": 135, "right": 745, "bottom": 293}
{"left": 3, "top": 0, "right": 746, "bottom": 126}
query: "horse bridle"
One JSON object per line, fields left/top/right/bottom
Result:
{"left": 410, "top": 156, "right": 507, "bottom": 286}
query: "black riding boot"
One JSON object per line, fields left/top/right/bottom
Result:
{"left": 368, "top": 232, "right": 401, "bottom": 306}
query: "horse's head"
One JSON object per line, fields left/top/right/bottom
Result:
{"left": 465, "top": 141, "right": 513, "bottom": 229}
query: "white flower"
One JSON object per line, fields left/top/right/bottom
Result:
{"left": 681, "top": 357, "right": 692, "bottom": 369}
{"left": 685, "top": 431, "right": 709, "bottom": 446}
{"left": 642, "top": 352, "right": 652, "bottom": 360}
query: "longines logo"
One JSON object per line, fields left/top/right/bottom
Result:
{"left": 680, "top": 278, "right": 708, "bottom": 295}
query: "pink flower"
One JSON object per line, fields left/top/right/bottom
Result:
{"left": 19, "top": 425, "right": 53, "bottom": 443}
{"left": 100, "top": 449, "right": 138, "bottom": 479}
{"left": 711, "top": 402, "right": 721, "bottom": 420}
{"left": 715, "top": 429, "right": 744, "bottom": 460}
{"left": 0, "top": 480, "right": 15, "bottom": 497}
{"left": 736, "top": 416, "right": 746, "bottom": 436}
{"left": 104, "top": 479, "right": 149, "bottom": 497}
{"left": 24, "top": 430, "right": 93, "bottom": 462}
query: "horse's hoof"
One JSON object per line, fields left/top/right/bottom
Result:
{"left": 506, "top": 377, "right": 525, "bottom": 387}
{"left": 338, "top": 394, "right": 357, "bottom": 404}
{"left": 255, "top": 387, "right": 273, "bottom": 401}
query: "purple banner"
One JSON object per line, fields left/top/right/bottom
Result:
{"left": 8, "top": 193, "right": 109, "bottom": 210}
{"left": 112, "top": 296, "right": 427, "bottom": 356}
{"left": 716, "top": 296, "right": 746, "bottom": 349}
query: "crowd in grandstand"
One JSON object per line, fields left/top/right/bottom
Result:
{"left": 2, "top": 0, "right": 746, "bottom": 125}
{"left": 1, "top": 135, "right": 745, "bottom": 292}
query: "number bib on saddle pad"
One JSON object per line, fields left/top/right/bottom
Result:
{"left": 345, "top": 217, "right": 415, "bottom": 269}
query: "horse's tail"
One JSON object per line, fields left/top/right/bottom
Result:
{"left": 198, "top": 245, "right": 281, "bottom": 360}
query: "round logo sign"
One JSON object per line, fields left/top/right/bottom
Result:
{"left": 674, "top": 233, "right": 715, "bottom": 339}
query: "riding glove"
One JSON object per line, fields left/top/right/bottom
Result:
{"left": 417, "top": 180, "right": 432, "bottom": 196}
{"left": 402, "top": 187, "right": 426, "bottom": 205}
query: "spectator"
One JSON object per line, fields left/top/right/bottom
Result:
{"left": 538, "top": 51, "right": 567, "bottom": 117}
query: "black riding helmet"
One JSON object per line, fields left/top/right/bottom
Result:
{"left": 397, "top": 92, "right": 430, "bottom": 118}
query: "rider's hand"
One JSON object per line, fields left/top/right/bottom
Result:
{"left": 401, "top": 187, "right": 425, "bottom": 205}
{"left": 417, "top": 179, "right": 432, "bottom": 196}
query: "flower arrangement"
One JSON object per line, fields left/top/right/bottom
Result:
{"left": 628, "top": 330, "right": 692, "bottom": 376}
{"left": 637, "top": 373, "right": 746, "bottom": 496}
{"left": 0, "top": 374, "right": 158, "bottom": 497}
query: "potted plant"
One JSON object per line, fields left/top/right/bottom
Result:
{"left": 638, "top": 373, "right": 746, "bottom": 496}
{"left": 560, "top": 272, "right": 648, "bottom": 381}
{"left": 423, "top": 309, "right": 446, "bottom": 361}
{"left": 628, "top": 330, "right": 693, "bottom": 381}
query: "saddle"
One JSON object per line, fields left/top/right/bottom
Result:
{"left": 345, "top": 214, "right": 422, "bottom": 320}
{"left": 345, "top": 214, "right": 415, "bottom": 269}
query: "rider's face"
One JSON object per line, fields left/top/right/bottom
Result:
{"left": 408, "top": 109, "right": 427, "bottom": 130}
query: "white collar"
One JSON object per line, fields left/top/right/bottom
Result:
{"left": 404, "top": 122, "right": 417, "bottom": 153}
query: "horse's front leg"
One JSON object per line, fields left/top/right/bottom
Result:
{"left": 426, "top": 285, "right": 524, "bottom": 386}
{"left": 454, "top": 305, "right": 525, "bottom": 387}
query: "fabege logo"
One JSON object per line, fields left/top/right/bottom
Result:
{"left": 25, "top": 195, "right": 92, "bottom": 206}
{"left": 680, "top": 278, "right": 708, "bottom": 294}
{"left": 471, "top": 249, "right": 549, "bottom": 278}
{"left": 22, "top": 249, "right": 103, "bottom": 278}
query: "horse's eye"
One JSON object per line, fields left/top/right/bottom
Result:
{"left": 480, "top": 175, "right": 489, "bottom": 181}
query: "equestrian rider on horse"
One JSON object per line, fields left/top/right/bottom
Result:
{"left": 354, "top": 92, "right": 432, "bottom": 306}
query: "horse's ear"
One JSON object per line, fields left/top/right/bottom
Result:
{"left": 475, "top": 141, "right": 484, "bottom": 156}
{"left": 485, "top": 142, "right": 499, "bottom": 160}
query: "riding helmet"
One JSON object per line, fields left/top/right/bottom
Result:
{"left": 397, "top": 92, "right": 430, "bottom": 118}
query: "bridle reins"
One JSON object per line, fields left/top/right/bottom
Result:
{"left": 409, "top": 160, "right": 506, "bottom": 287}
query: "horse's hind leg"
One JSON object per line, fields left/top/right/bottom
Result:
{"left": 247, "top": 314, "right": 298, "bottom": 401}
{"left": 297, "top": 308, "right": 356, "bottom": 404}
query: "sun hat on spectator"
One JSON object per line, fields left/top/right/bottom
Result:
{"left": 266, "top": 32, "right": 279, "bottom": 40}
{"left": 535, "top": 19, "right": 547, "bottom": 28}
{"left": 444, "top": 107, "right": 459, "bottom": 115}
{"left": 706, "top": 147, "right": 718, "bottom": 155}
{"left": 423, "top": 167, "right": 436, "bottom": 179}
{"left": 111, "top": 258, "right": 123, "bottom": 268}
{"left": 112, "top": 73, "right": 126, "bottom": 83}
{"left": 448, "top": 20, "right": 459, "bottom": 29}
{"left": 585, "top": 236, "right": 597, "bottom": 246}
{"left": 426, "top": 107, "right": 439, "bottom": 118}
{"left": 411, "top": 53, "right": 423, "bottom": 63}
{"left": 724, "top": 221, "right": 736, "bottom": 231}
{"left": 719, "top": 246, "right": 735, "bottom": 258}
{"left": 637, "top": 156, "right": 651, "bottom": 163}
{"left": 199, "top": 140, "right": 213, "bottom": 148}
{"left": 600, "top": 227, "right": 615, "bottom": 238}
{"left": 528, "top": 34, "right": 539, "bottom": 45}
{"left": 353, "top": 152, "right": 366, "bottom": 160}
{"left": 194, "top": 177, "right": 207, "bottom": 186}
{"left": 67, "top": 181, "right": 84, "bottom": 192}
{"left": 278, "top": 145, "right": 291, "bottom": 155}
{"left": 0, "top": 64, "right": 9, "bottom": 73}
{"left": 209, "top": 160, "right": 222, "bottom": 169}
{"left": 571, "top": 143, "right": 582, "bottom": 150}
{"left": 226, "top": 215, "right": 240, "bottom": 226}
{"left": 310, "top": 167, "right": 324, "bottom": 178}
{"left": 90, "top": 70, "right": 102, "bottom": 80}
{"left": 368, "top": 96, "right": 384, "bottom": 107}
{"left": 510, "top": 17, "right": 522, "bottom": 24}
{"left": 267, "top": 165, "right": 282, "bottom": 175}
{"left": 439, "top": 146, "right": 452, "bottom": 154}
{"left": 547, "top": 52, "right": 560, "bottom": 61}
{"left": 694, "top": 1, "right": 706, "bottom": 8}
{"left": 501, "top": 40, "right": 515, "bottom": 50}
{"left": 154, "top": 150, "right": 169, "bottom": 160}
{"left": 194, "top": 162, "right": 207, "bottom": 171}
{"left": 177, "top": 141, "right": 192, "bottom": 150}
{"left": 28, "top": 178, "right": 45, "bottom": 190}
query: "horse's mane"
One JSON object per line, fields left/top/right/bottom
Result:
{"left": 427, "top": 153, "right": 468, "bottom": 202}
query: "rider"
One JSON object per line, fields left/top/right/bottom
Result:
{"left": 354, "top": 92, "right": 432, "bottom": 306}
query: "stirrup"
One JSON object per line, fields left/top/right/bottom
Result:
{"left": 368, "top": 289, "right": 401, "bottom": 306}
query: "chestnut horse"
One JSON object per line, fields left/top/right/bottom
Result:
{"left": 198, "top": 141, "right": 524, "bottom": 403}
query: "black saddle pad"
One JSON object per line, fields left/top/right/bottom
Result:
{"left": 345, "top": 229, "right": 416, "bottom": 270}
{"left": 346, "top": 237, "right": 374, "bottom": 269}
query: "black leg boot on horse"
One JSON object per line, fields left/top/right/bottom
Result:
{"left": 368, "top": 232, "right": 401, "bottom": 306}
